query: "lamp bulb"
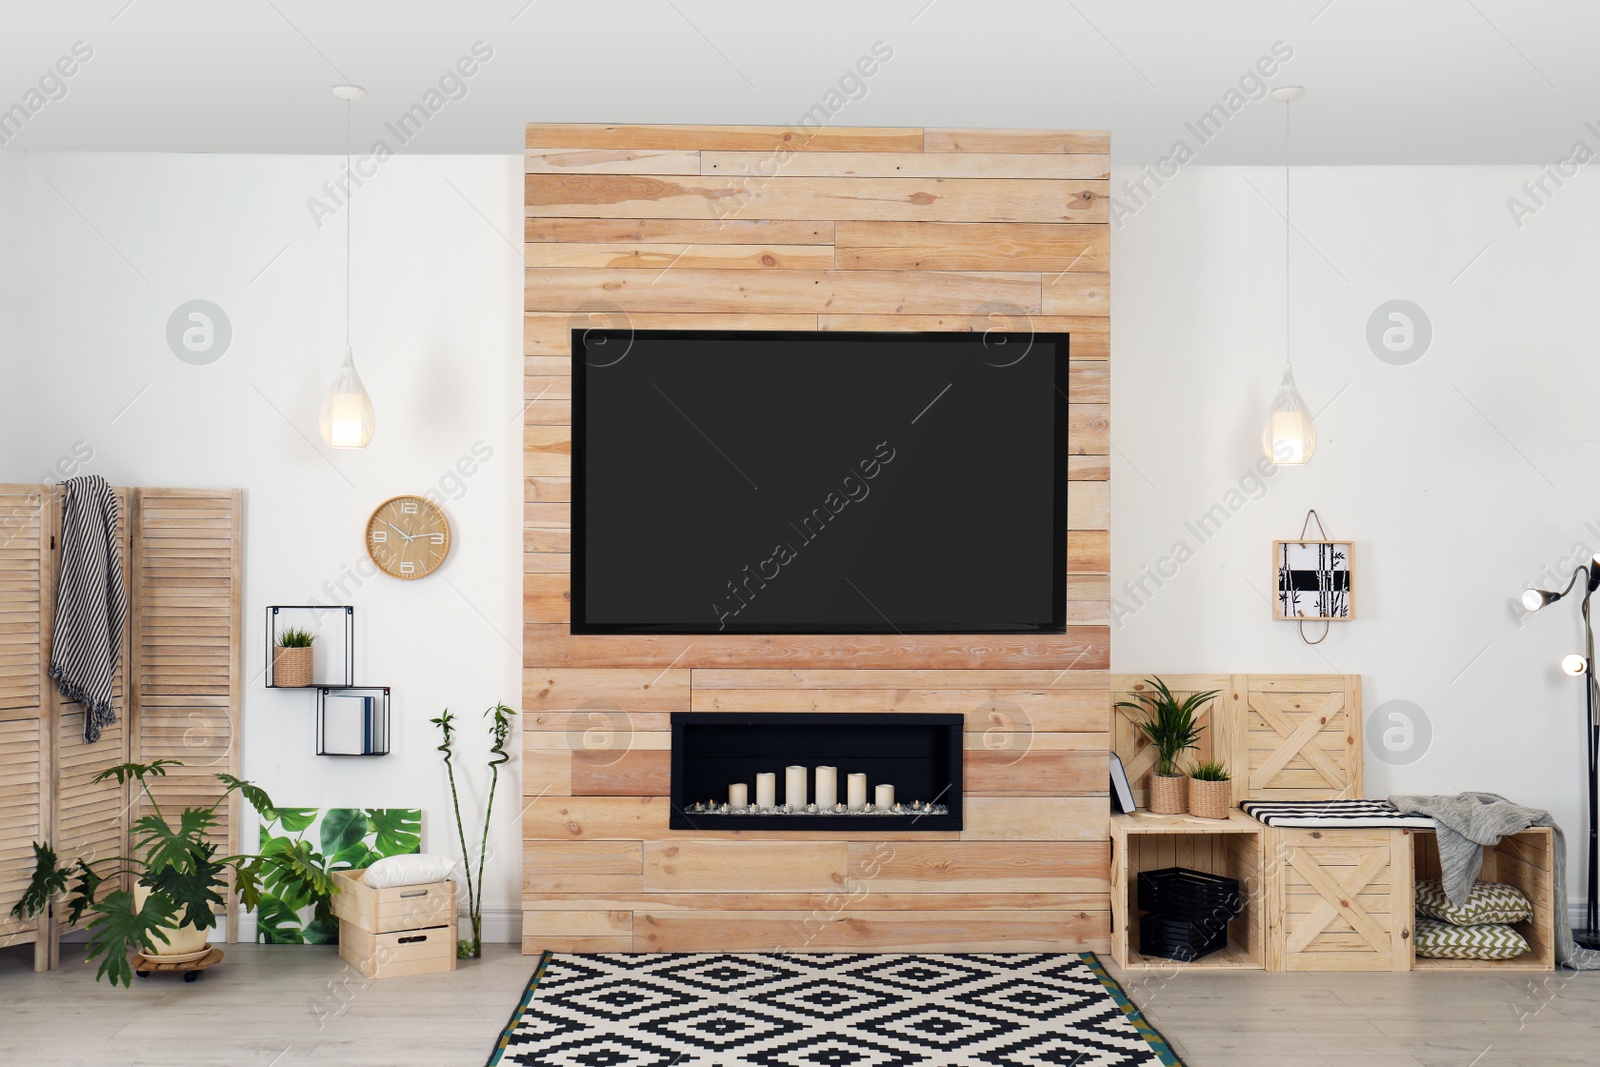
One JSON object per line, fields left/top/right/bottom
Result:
{"left": 1562, "top": 654, "right": 1588, "bottom": 677}
{"left": 1522, "top": 589, "right": 1550, "bottom": 612}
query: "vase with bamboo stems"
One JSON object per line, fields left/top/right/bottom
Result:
{"left": 431, "top": 702, "right": 515, "bottom": 959}
{"left": 1115, "top": 677, "right": 1216, "bottom": 815}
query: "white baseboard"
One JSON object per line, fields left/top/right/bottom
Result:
{"left": 233, "top": 907, "right": 522, "bottom": 946}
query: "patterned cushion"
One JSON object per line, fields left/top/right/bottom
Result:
{"left": 1413, "top": 917, "right": 1529, "bottom": 960}
{"left": 1415, "top": 880, "right": 1532, "bottom": 926}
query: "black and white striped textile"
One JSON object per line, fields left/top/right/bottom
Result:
{"left": 1240, "top": 799, "right": 1435, "bottom": 828}
{"left": 48, "top": 475, "right": 127, "bottom": 744}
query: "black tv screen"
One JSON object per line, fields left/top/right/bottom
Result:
{"left": 572, "top": 330, "right": 1070, "bottom": 635}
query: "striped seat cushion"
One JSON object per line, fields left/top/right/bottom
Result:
{"left": 1239, "top": 799, "right": 1436, "bottom": 828}
{"left": 1414, "top": 916, "right": 1530, "bottom": 960}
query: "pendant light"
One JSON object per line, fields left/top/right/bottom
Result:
{"left": 1261, "top": 85, "right": 1315, "bottom": 466}
{"left": 320, "top": 84, "right": 376, "bottom": 450}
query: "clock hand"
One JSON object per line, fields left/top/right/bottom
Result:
{"left": 383, "top": 520, "right": 414, "bottom": 542}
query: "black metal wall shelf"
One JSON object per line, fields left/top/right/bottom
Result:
{"left": 263, "top": 605, "right": 390, "bottom": 757}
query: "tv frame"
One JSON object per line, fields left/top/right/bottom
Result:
{"left": 569, "top": 329, "right": 1072, "bottom": 636}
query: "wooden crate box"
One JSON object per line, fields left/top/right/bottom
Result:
{"left": 1261, "top": 826, "right": 1413, "bottom": 972}
{"left": 331, "top": 869, "right": 457, "bottom": 979}
{"left": 1110, "top": 811, "right": 1263, "bottom": 970}
{"left": 1411, "top": 827, "right": 1555, "bottom": 971}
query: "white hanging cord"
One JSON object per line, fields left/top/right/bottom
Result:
{"left": 345, "top": 97, "right": 351, "bottom": 350}
{"left": 1284, "top": 96, "right": 1291, "bottom": 371}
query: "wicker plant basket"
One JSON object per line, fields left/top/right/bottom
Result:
{"left": 1148, "top": 773, "right": 1188, "bottom": 815}
{"left": 273, "top": 645, "right": 313, "bottom": 688}
{"left": 1188, "top": 778, "right": 1231, "bottom": 820}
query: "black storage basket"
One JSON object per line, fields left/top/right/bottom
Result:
{"left": 1136, "top": 867, "right": 1242, "bottom": 962}
{"left": 1137, "top": 867, "right": 1242, "bottom": 922}
{"left": 1139, "top": 913, "right": 1230, "bottom": 962}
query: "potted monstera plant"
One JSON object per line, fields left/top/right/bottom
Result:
{"left": 1115, "top": 677, "right": 1216, "bottom": 815}
{"left": 8, "top": 760, "right": 333, "bottom": 986}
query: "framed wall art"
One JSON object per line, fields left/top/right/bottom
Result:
{"left": 1274, "top": 539, "right": 1355, "bottom": 622}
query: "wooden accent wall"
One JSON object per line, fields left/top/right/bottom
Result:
{"left": 522, "top": 124, "right": 1111, "bottom": 952}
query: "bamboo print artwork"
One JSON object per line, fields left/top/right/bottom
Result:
{"left": 1275, "top": 540, "right": 1353, "bottom": 620}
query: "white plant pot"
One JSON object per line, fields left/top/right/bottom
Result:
{"left": 132, "top": 883, "right": 213, "bottom": 957}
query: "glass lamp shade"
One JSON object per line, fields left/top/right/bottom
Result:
{"left": 320, "top": 346, "right": 375, "bottom": 449}
{"left": 1262, "top": 364, "right": 1316, "bottom": 465}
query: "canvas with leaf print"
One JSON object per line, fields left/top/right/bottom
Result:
{"left": 254, "top": 807, "right": 421, "bottom": 944}
{"left": 1274, "top": 540, "right": 1355, "bottom": 621}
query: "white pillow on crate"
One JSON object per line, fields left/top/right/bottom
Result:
{"left": 362, "top": 853, "right": 459, "bottom": 889}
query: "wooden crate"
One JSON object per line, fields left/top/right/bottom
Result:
{"left": 339, "top": 924, "right": 457, "bottom": 980}
{"left": 1411, "top": 827, "right": 1555, "bottom": 971}
{"left": 331, "top": 869, "right": 457, "bottom": 978}
{"left": 1110, "top": 811, "right": 1263, "bottom": 970}
{"left": 1261, "top": 826, "right": 1413, "bottom": 972}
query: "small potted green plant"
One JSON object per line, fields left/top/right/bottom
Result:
{"left": 273, "top": 627, "right": 315, "bottom": 687}
{"left": 1115, "top": 677, "right": 1216, "bottom": 815}
{"left": 9, "top": 760, "right": 332, "bottom": 986}
{"left": 432, "top": 702, "right": 516, "bottom": 959}
{"left": 1187, "top": 759, "right": 1232, "bottom": 820}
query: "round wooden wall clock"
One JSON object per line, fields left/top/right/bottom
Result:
{"left": 366, "top": 495, "right": 451, "bottom": 580}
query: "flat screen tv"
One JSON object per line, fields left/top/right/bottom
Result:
{"left": 572, "top": 330, "right": 1070, "bottom": 635}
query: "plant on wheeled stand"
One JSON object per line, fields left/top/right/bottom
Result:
{"left": 9, "top": 760, "right": 333, "bottom": 987}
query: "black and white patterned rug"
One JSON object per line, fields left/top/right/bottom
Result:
{"left": 489, "top": 952, "right": 1182, "bottom": 1066}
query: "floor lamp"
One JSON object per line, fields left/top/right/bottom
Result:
{"left": 1522, "top": 561, "right": 1600, "bottom": 949}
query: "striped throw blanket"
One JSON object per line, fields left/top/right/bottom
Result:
{"left": 1240, "top": 799, "right": 1436, "bottom": 828}
{"left": 49, "top": 476, "right": 127, "bottom": 743}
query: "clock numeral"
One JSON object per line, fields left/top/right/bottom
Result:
{"left": 401, "top": 561, "right": 416, "bottom": 574}
{"left": 371, "top": 530, "right": 386, "bottom": 542}
{"left": 429, "top": 533, "right": 445, "bottom": 544}
{"left": 401, "top": 502, "right": 418, "bottom": 514}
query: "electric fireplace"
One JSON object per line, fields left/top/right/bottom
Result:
{"left": 669, "top": 712, "right": 963, "bottom": 831}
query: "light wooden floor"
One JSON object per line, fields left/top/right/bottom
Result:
{"left": 4, "top": 943, "right": 1598, "bottom": 1066}
{"left": 1107, "top": 960, "right": 1600, "bottom": 1067}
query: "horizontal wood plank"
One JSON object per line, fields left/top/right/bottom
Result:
{"left": 834, "top": 222, "right": 1108, "bottom": 273}
{"left": 703, "top": 151, "right": 1109, "bottom": 180}
{"left": 525, "top": 174, "right": 1108, "bottom": 223}
{"left": 525, "top": 268, "right": 1042, "bottom": 315}
{"left": 925, "top": 129, "right": 1110, "bottom": 154}
{"left": 526, "top": 124, "right": 925, "bottom": 152}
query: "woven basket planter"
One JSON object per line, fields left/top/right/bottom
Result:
{"left": 1187, "top": 778, "right": 1231, "bottom": 820}
{"left": 1148, "top": 773, "right": 1188, "bottom": 815}
{"left": 273, "top": 646, "right": 314, "bottom": 688}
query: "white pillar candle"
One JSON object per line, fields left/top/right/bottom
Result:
{"left": 755, "top": 772, "right": 776, "bottom": 810}
{"left": 815, "top": 766, "right": 838, "bottom": 808}
{"left": 847, "top": 773, "right": 868, "bottom": 811}
{"left": 784, "top": 765, "right": 807, "bottom": 811}
{"left": 875, "top": 784, "right": 894, "bottom": 810}
{"left": 729, "top": 783, "right": 749, "bottom": 811}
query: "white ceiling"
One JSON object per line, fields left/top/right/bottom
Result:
{"left": 2, "top": 0, "right": 1595, "bottom": 163}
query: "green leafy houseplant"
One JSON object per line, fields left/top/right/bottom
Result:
{"left": 1189, "top": 759, "right": 1232, "bottom": 782}
{"left": 1115, "top": 676, "right": 1217, "bottom": 777}
{"left": 431, "top": 702, "right": 516, "bottom": 959}
{"left": 8, "top": 760, "right": 332, "bottom": 987}
{"left": 275, "top": 627, "right": 315, "bottom": 648}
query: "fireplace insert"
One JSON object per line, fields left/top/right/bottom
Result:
{"left": 669, "top": 712, "right": 963, "bottom": 831}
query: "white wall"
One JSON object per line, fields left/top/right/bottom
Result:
{"left": 0, "top": 151, "right": 525, "bottom": 938}
{"left": 1112, "top": 164, "right": 1600, "bottom": 908}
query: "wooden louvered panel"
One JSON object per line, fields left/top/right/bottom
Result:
{"left": 129, "top": 488, "right": 243, "bottom": 942}
{"left": 0, "top": 485, "right": 49, "bottom": 966}
{"left": 50, "top": 485, "right": 131, "bottom": 938}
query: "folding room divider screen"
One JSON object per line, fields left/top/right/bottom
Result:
{"left": 0, "top": 484, "right": 243, "bottom": 970}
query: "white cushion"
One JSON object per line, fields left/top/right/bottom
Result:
{"left": 362, "top": 853, "right": 458, "bottom": 889}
